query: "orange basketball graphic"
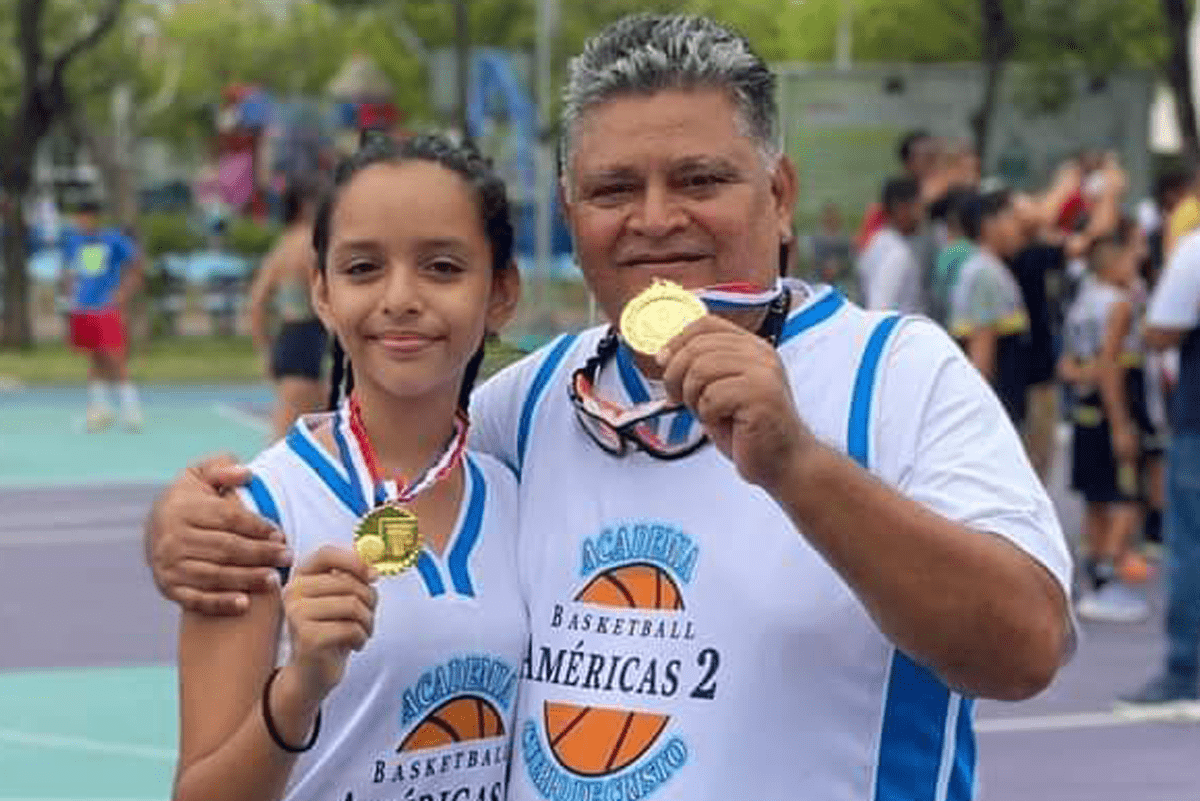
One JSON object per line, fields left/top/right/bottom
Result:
{"left": 574, "top": 562, "right": 684, "bottom": 610}
{"left": 545, "top": 562, "right": 683, "bottom": 776}
{"left": 543, "top": 701, "right": 670, "bottom": 776}
{"left": 398, "top": 695, "right": 505, "bottom": 752}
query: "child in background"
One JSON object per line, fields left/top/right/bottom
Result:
{"left": 60, "top": 199, "right": 144, "bottom": 431}
{"left": 1060, "top": 219, "right": 1157, "bottom": 623}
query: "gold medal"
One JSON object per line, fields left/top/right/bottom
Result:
{"left": 619, "top": 279, "right": 707, "bottom": 355}
{"left": 354, "top": 505, "right": 421, "bottom": 576}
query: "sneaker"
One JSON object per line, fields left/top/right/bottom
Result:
{"left": 1075, "top": 582, "right": 1152, "bottom": 624}
{"left": 1116, "top": 673, "right": 1200, "bottom": 721}
{"left": 1117, "top": 551, "right": 1154, "bottom": 584}
{"left": 85, "top": 406, "right": 113, "bottom": 432}
{"left": 122, "top": 409, "right": 143, "bottom": 432}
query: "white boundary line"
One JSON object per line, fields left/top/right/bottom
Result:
{"left": 212, "top": 402, "right": 271, "bottom": 435}
{"left": 0, "top": 728, "right": 174, "bottom": 761}
{"left": 978, "top": 705, "right": 1200, "bottom": 733}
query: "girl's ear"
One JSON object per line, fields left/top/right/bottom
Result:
{"left": 486, "top": 262, "right": 522, "bottom": 333}
{"left": 311, "top": 265, "right": 335, "bottom": 331}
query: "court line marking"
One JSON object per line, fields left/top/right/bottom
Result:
{"left": 0, "top": 728, "right": 174, "bottom": 761}
{"left": 212, "top": 402, "right": 271, "bottom": 435}
{"left": 977, "top": 706, "right": 1200, "bottom": 733}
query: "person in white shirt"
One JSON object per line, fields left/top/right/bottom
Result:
{"left": 143, "top": 14, "right": 1072, "bottom": 800}
{"left": 858, "top": 176, "right": 925, "bottom": 314}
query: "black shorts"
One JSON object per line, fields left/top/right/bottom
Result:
{"left": 270, "top": 319, "right": 328, "bottom": 381}
{"left": 1070, "top": 373, "right": 1161, "bottom": 504}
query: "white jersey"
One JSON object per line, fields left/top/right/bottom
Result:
{"left": 1064, "top": 274, "right": 1145, "bottom": 366}
{"left": 239, "top": 411, "right": 527, "bottom": 801}
{"left": 470, "top": 283, "right": 1070, "bottom": 801}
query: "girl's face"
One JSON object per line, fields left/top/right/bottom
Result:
{"left": 313, "top": 161, "right": 519, "bottom": 404}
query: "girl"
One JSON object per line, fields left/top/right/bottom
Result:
{"left": 174, "top": 135, "right": 525, "bottom": 801}
{"left": 247, "top": 179, "right": 328, "bottom": 439}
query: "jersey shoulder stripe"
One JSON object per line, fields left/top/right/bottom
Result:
{"left": 517, "top": 333, "right": 579, "bottom": 472}
{"left": 779, "top": 286, "right": 845, "bottom": 345}
{"left": 850, "top": 314, "right": 977, "bottom": 801}
{"left": 446, "top": 454, "right": 487, "bottom": 597}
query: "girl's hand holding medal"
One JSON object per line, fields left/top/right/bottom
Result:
{"left": 281, "top": 545, "right": 379, "bottom": 700}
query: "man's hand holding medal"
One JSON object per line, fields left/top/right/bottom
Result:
{"left": 621, "top": 279, "right": 818, "bottom": 491}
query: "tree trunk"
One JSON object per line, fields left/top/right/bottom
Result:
{"left": 1161, "top": 0, "right": 1200, "bottom": 162}
{"left": 1, "top": 197, "right": 34, "bottom": 349}
{"left": 455, "top": 0, "right": 471, "bottom": 143}
{"left": 971, "top": 0, "right": 1016, "bottom": 162}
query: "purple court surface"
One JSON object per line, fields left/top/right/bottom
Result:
{"left": 1, "top": 385, "right": 1197, "bottom": 799}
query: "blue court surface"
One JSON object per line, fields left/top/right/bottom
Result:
{"left": 0, "top": 385, "right": 1196, "bottom": 800}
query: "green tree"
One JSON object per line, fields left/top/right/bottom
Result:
{"left": 1, "top": 0, "right": 124, "bottom": 348}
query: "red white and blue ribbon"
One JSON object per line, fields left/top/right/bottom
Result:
{"left": 337, "top": 394, "right": 468, "bottom": 510}
{"left": 694, "top": 278, "right": 786, "bottom": 311}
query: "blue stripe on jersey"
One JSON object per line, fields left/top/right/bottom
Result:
{"left": 667, "top": 409, "right": 695, "bottom": 444}
{"left": 331, "top": 418, "right": 369, "bottom": 511}
{"left": 779, "top": 289, "right": 845, "bottom": 345}
{"left": 447, "top": 456, "right": 486, "bottom": 597}
{"left": 615, "top": 343, "right": 651, "bottom": 403}
{"left": 286, "top": 426, "right": 366, "bottom": 516}
{"left": 847, "top": 315, "right": 901, "bottom": 464}
{"left": 848, "top": 314, "right": 975, "bottom": 801}
{"left": 948, "top": 698, "right": 977, "bottom": 800}
{"left": 874, "top": 655, "right": 952, "bottom": 801}
{"left": 246, "top": 475, "right": 282, "bottom": 526}
{"left": 417, "top": 551, "right": 446, "bottom": 597}
{"left": 517, "top": 334, "right": 578, "bottom": 472}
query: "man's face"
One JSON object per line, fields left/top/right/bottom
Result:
{"left": 563, "top": 88, "right": 795, "bottom": 326}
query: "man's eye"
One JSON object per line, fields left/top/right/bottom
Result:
{"left": 345, "top": 260, "right": 378, "bottom": 275}
{"left": 589, "top": 184, "right": 635, "bottom": 203}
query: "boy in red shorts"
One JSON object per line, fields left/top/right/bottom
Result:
{"left": 61, "top": 200, "right": 143, "bottom": 430}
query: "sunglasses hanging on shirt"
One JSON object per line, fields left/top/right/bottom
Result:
{"left": 569, "top": 280, "right": 792, "bottom": 460}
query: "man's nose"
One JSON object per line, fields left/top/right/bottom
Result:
{"left": 630, "top": 181, "right": 686, "bottom": 237}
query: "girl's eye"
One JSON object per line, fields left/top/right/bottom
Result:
{"left": 425, "top": 258, "right": 465, "bottom": 276}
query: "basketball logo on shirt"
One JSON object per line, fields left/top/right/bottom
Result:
{"left": 371, "top": 654, "right": 517, "bottom": 797}
{"left": 521, "top": 521, "right": 711, "bottom": 800}
{"left": 399, "top": 695, "right": 506, "bottom": 752}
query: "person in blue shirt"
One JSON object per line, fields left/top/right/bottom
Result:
{"left": 60, "top": 199, "right": 144, "bottom": 430}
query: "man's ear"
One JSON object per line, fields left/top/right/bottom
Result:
{"left": 772, "top": 155, "right": 799, "bottom": 243}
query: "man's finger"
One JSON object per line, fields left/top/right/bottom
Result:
{"left": 185, "top": 527, "right": 291, "bottom": 568}
{"left": 174, "top": 585, "right": 250, "bottom": 617}
{"left": 185, "top": 497, "right": 283, "bottom": 543}
{"left": 656, "top": 315, "right": 742, "bottom": 365}
{"left": 175, "top": 558, "right": 282, "bottom": 593}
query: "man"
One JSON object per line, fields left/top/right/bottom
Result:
{"left": 60, "top": 199, "right": 143, "bottom": 430}
{"left": 145, "top": 15, "right": 1071, "bottom": 799}
{"left": 1121, "top": 225, "right": 1200, "bottom": 709}
{"left": 855, "top": 130, "right": 939, "bottom": 253}
{"left": 858, "top": 176, "right": 924, "bottom": 313}
{"left": 950, "top": 188, "right": 1031, "bottom": 426}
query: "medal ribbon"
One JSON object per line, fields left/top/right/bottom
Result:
{"left": 341, "top": 394, "right": 468, "bottom": 509}
{"left": 694, "top": 278, "right": 785, "bottom": 310}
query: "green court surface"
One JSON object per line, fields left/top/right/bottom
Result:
{"left": 0, "top": 666, "right": 177, "bottom": 801}
{"left": 0, "top": 386, "right": 272, "bottom": 486}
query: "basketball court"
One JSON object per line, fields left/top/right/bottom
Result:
{"left": 1, "top": 383, "right": 1197, "bottom": 800}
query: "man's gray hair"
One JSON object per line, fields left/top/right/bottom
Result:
{"left": 561, "top": 14, "right": 781, "bottom": 171}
